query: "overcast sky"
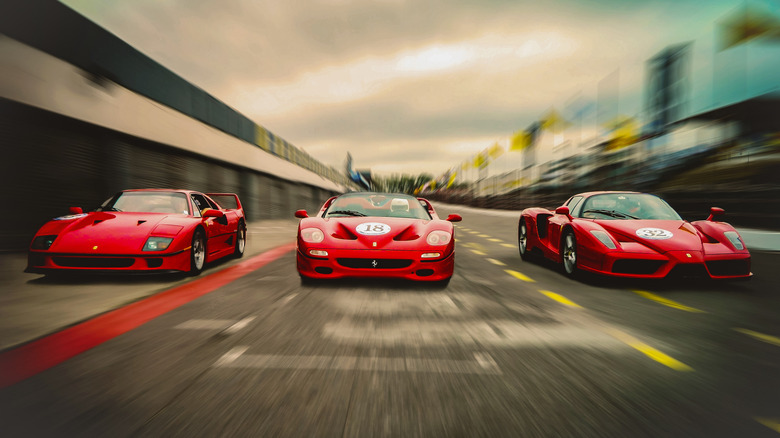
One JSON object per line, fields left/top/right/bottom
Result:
{"left": 61, "top": 0, "right": 743, "bottom": 176}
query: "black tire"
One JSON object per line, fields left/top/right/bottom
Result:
{"left": 189, "top": 229, "right": 206, "bottom": 276}
{"left": 518, "top": 218, "right": 532, "bottom": 261}
{"left": 561, "top": 229, "right": 578, "bottom": 278}
{"left": 234, "top": 220, "right": 246, "bottom": 258}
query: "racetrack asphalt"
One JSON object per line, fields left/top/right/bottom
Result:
{"left": 1, "top": 207, "right": 777, "bottom": 353}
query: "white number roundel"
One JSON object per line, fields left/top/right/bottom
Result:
{"left": 635, "top": 228, "right": 673, "bottom": 240}
{"left": 356, "top": 222, "right": 391, "bottom": 235}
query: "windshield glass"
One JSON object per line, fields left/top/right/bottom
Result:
{"left": 324, "top": 193, "right": 431, "bottom": 220}
{"left": 101, "top": 191, "right": 190, "bottom": 214}
{"left": 579, "top": 193, "right": 681, "bottom": 220}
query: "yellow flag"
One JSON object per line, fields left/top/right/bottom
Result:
{"left": 473, "top": 152, "right": 487, "bottom": 168}
{"left": 605, "top": 116, "right": 638, "bottom": 150}
{"left": 447, "top": 171, "right": 457, "bottom": 188}
{"left": 541, "top": 109, "right": 570, "bottom": 133}
{"left": 488, "top": 143, "right": 504, "bottom": 159}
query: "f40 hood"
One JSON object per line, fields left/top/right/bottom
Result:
{"left": 44, "top": 212, "right": 188, "bottom": 254}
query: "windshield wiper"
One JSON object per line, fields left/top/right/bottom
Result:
{"left": 582, "top": 209, "right": 638, "bottom": 220}
{"left": 327, "top": 210, "right": 366, "bottom": 217}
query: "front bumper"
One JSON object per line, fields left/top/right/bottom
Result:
{"left": 579, "top": 248, "right": 751, "bottom": 279}
{"left": 296, "top": 247, "right": 454, "bottom": 281}
{"left": 25, "top": 249, "right": 191, "bottom": 274}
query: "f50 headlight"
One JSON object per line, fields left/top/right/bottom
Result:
{"left": 31, "top": 235, "right": 57, "bottom": 250}
{"left": 143, "top": 236, "right": 173, "bottom": 251}
{"left": 301, "top": 228, "right": 325, "bottom": 243}
{"left": 723, "top": 231, "right": 744, "bottom": 250}
{"left": 426, "top": 230, "right": 452, "bottom": 246}
{"left": 589, "top": 230, "right": 617, "bottom": 249}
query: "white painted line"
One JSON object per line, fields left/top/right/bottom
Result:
{"left": 214, "top": 346, "right": 249, "bottom": 366}
{"left": 473, "top": 352, "right": 501, "bottom": 374}
{"left": 223, "top": 316, "right": 256, "bottom": 334}
{"left": 282, "top": 293, "right": 299, "bottom": 303}
{"left": 175, "top": 319, "right": 234, "bottom": 330}
{"left": 214, "top": 353, "right": 502, "bottom": 375}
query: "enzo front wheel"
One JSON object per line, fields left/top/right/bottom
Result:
{"left": 561, "top": 229, "right": 578, "bottom": 277}
{"left": 518, "top": 219, "right": 532, "bottom": 261}
{"left": 190, "top": 229, "right": 206, "bottom": 276}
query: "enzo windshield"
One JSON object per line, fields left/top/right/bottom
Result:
{"left": 579, "top": 193, "right": 681, "bottom": 220}
{"left": 102, "top": 192, "right": 190, "bottom": 214}
{"left": 325, "top": 194, "right": 431, "bottom": 220}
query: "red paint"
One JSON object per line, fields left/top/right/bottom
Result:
{"left": 0, "top": 242, "right": 296, "bottom": 388}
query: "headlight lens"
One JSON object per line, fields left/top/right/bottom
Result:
{"left": 590, "top": 230, "right": 617, "bottom": 249}
{"left": 301, "top": 228, "right": 324, "bottom": 243}
{"left": 143, "top": 236, "right": 173, "bottom": 251}
{"left": 426, "top": 230, "right": 452, "bottom": 246}
{"left": 31, "top": 235, "right": 57, "bottom": 250}
{"left": 723, "top": 231, "right": 744, "bottom": 250}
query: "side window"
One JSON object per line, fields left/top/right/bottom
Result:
{"left": 191, "top": 194, "right": 210, "bottom": 217}
{"left": 569, "top": 196, "right": 585, "bottom": 217}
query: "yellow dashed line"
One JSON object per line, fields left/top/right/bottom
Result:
{"left": 488, "top": 238, "right": 502, "bottom": 242}
{"left": 735, "top": 328, "right": 780, "bottom": 347}
{"left": 633, "top": 290, "right": 705, "bottom": 313}
{"left": 467, "top": 231, "right": 479, "bottom": 234}
{"left": 478, "top": 234, "right": 490, "bottom": 238}
{"left": 756, "top": 418, "right": 780, "bottom": 433}
{"left": 470, "top": 249, "right": 486, "bottom": 256}
{"left": 538, "top": 290, "right": 581, "bottom": 308}
{"left": 504, "top": 269, "right": 535, "bottom": 282}
{"left": 487, "top": 258, "right": 506, "bottom": 266}
{"left": 501, "top": 243, "right": 516, "bottom": 248}
{"left": 605, "top": 328, "right": 694, "bottom": 372}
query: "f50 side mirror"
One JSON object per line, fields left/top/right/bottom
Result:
{"left": 446, "top": 214, "right": 462, "bottom": 222}
{"left": 69, "top": 207, "right": 83, "bottom": 214}
{"left": 295, "top": 209, "right": 309, "bottom": 218}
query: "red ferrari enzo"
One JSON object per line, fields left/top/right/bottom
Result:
{"left": 518, "top": 191, "right": 751, "bottom": 279}
{"left": 26, "top": 189, "right": 246, "bottom": 275}
{"left": 295, "top": 192, "right": 462, "bottom": 284}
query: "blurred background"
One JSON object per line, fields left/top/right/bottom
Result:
{"left": 1, "top": 0, "right": 779, "bottom": 252}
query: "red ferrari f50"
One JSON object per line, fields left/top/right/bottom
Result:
{"left": 26, "top": 189, "right": 246, "bottom": 275}
{"left": 295, "top": 192, "right": 462, "bottom": 284}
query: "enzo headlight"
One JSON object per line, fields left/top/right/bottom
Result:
{"left": 31, "top": 235, "right": 57, "bottom": 250}
{"left": 301, "top": 228, "right": 324, "bottom": 243}
{"left": 143, "top": 236, "right": 173, "bottom": 251}
{"left": 589, "top": 230, "right": 617, "bottom": 249}
{"left": 723, "top": 231, "right": 744, "bottom": 250}
{"left": 426, "top": 230, "right": 452, "bottom": 246}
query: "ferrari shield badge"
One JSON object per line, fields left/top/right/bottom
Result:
{"left": 635, "top": 228, "right": 673, "bottom": 240}
{"left": 356, "top": 222, "right": 391, "bottom": 236}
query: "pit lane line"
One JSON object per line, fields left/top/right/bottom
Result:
{"left": 0, "top": 242, "right": 297, "bottom": 388}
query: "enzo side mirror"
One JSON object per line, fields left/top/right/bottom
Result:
{"left": 706, "top": 207, "right": 725, "bottom": 221}
{"left": 295, "top": 209, "right": 309, "bottom": 218}
{"left": 69, "top": 207, "right": 83, "bottom": 214}
{"left": 555, "top": 206, "right": 571, "bottom": 219}
{"left": 446, "top": 214, "right": 462, "bottom": 222}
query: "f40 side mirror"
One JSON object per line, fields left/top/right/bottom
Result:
{"left": 295, "top": 209, "right": 309, "bottom": 218}
{"left": 202, "top": 209, "right": 225, "bottom": 218}
{"left": 707, "top": 207, "right": 725, "bottom": 221}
